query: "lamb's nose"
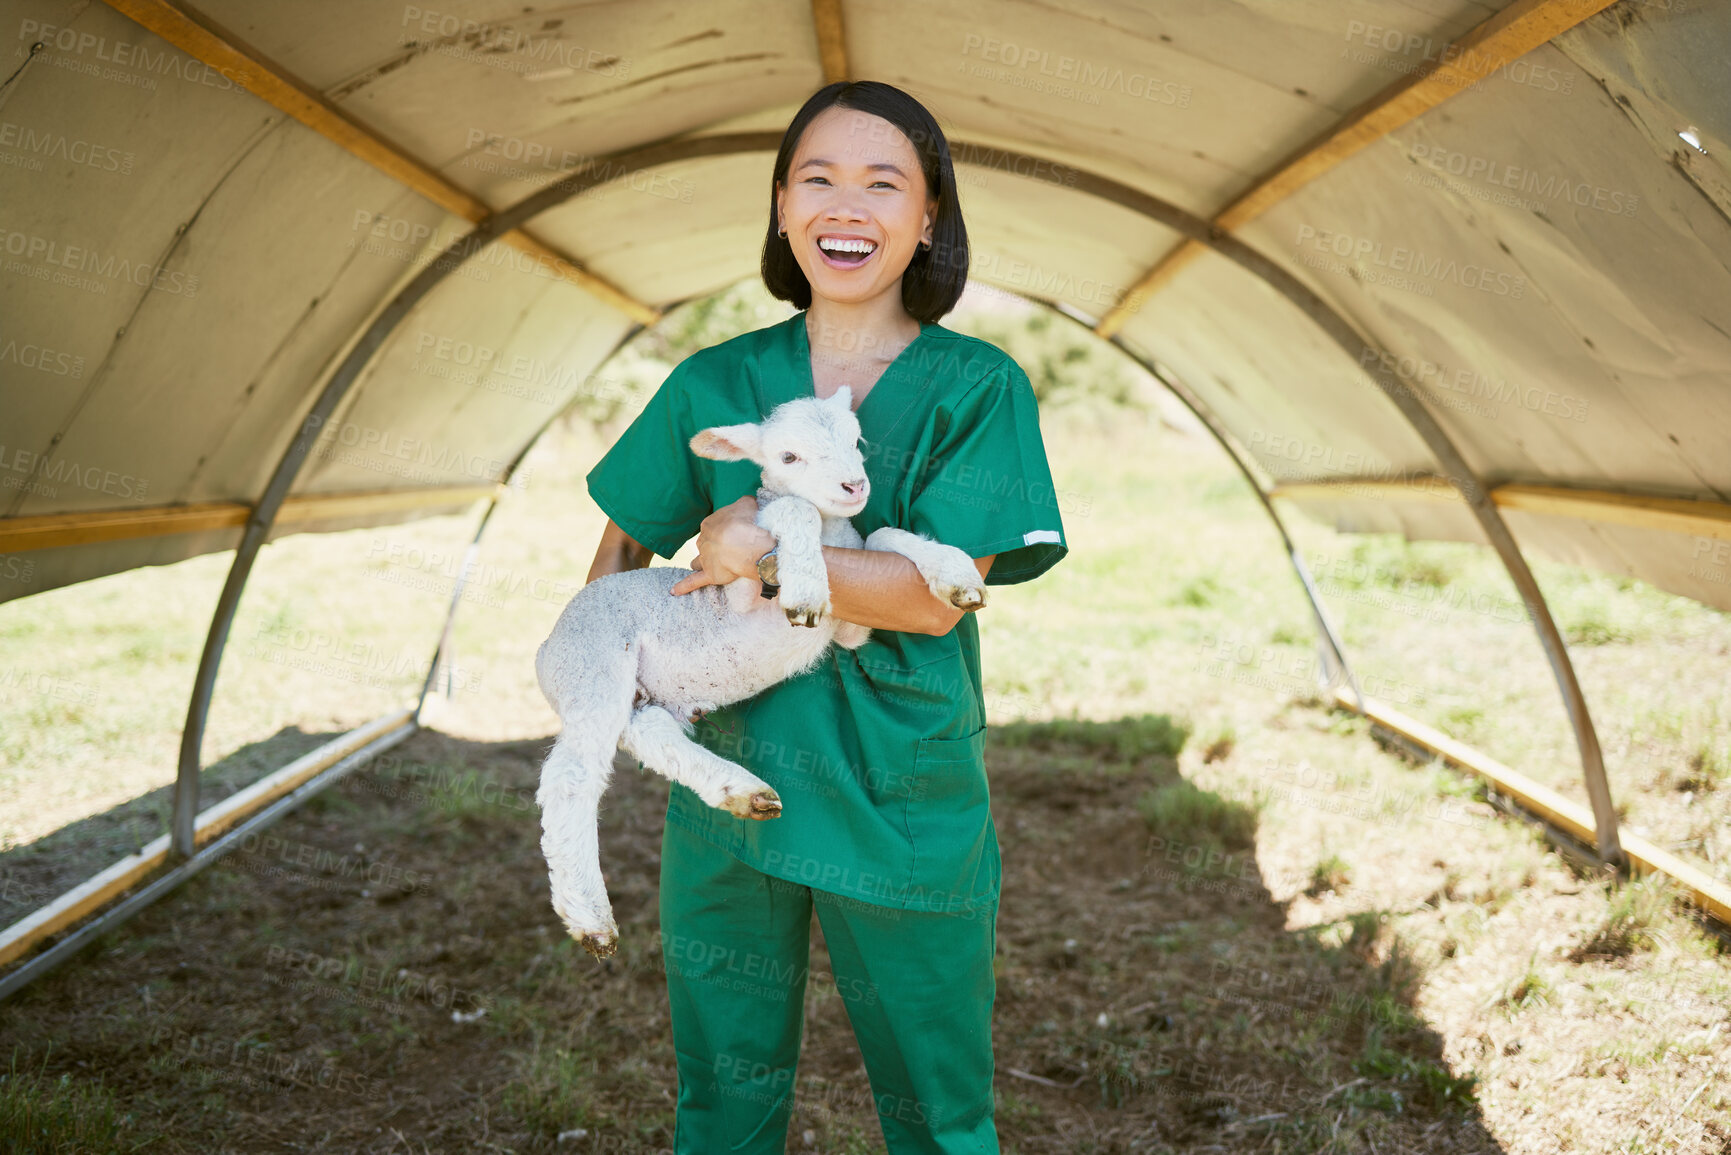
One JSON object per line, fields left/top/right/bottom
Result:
{"left": 842, "top": 479, "right": 867, "bottom": 498}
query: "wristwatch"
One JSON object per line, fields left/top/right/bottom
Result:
{"left": 756, "top": 548, "right": 780, "bottom": 600}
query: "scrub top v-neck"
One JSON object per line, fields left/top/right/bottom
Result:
{"left": 586, "top": 310, "right": 1068, "bottom": 913}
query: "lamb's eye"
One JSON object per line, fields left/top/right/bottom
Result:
{"left": 781, "top": 451, "right": 798, "bottom": 464}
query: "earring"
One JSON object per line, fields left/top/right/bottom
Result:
{"left": 918, "top": 240, "right": 931, "bottom": 251}
{"left": 778, "top": 225, "right": 787, "bottom": 237}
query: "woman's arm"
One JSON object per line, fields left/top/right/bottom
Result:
{"left": 586, "top": 519, "right": 656, "bottom": 584}
{"left": 666, "top": 496, "right": 992, "bottom": 635}
{"left": 819, "top": 546, "right": 993, "bottom": 635}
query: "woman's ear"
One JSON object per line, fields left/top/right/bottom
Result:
{"left": 690, "top": 424, "right": 763, "bottom": 462}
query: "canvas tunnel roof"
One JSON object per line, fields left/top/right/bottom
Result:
{"left": 2, "top": 0, "right": 1729, "bottom": 612}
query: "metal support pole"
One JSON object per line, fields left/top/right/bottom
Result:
{"left": 168, "top": 137, "right": 743, "bottom": 859}
{"left": 1042, "top": 302, "right": 1361, "bottom": 704}
{"left": 413, "top": 320, "right": 650, "bottom": 719}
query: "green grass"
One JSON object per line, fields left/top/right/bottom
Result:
{"left": 1137, "top": 776, "right": 1259, "bottom": 861}
{"left": 1353, "top": 1026, "right": 1480, "bottom": 1114}
{"left": 0, "top": 1054, "right": 148, "bottom": 1154}
{"left": 1572, "top": 873, "right": 1680, "bottom": 960}
{"left": 990, "top": 712, "right": 1190, "bottom": 763}
{"left": 1306, "top": 852, "right": 1353, "bottom": 896}
{"left": 1493, "top": 949, "right": 1555, "bottom": 1015}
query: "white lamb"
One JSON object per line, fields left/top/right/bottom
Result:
{"left": 534, "top": 386, "right": 988, "bottom": 957}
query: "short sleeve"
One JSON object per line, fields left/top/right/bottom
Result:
{"left": 585, "top": 359, "right": 711, "bottom": 559}
{"left": 908, "top": 357, "right": 1068, "bottom": 585}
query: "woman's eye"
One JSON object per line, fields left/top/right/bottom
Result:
{"left": 781, "top": 452, "right": 798, "bottom": 464}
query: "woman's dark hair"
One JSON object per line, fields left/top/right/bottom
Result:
{"left": 761, "top": 81, "right": 969, "bottom": 323}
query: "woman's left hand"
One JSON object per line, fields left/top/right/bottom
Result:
{"left": 669, "top": 496, "right": 777, "bottom": 596}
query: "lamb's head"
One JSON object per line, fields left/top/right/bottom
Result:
{"left": 689, "top": 387, "right": 869, "bottom": 517}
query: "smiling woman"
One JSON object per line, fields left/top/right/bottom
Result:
{"left": 581, "top": 81, "right": 1067, "bottom": 1155}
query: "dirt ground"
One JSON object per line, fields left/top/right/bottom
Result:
{"left": 6, "top": 703, "right": 1658, "bottom": 1155}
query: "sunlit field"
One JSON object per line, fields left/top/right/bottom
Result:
{"left": 2, "top": 285, "right": 1727, "bottom": 1153}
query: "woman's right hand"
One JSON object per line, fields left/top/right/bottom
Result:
{"left": 670, "top": 497, "right": 776, "bottom": 596}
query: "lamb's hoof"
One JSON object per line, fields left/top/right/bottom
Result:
{"left": 578, "top": 931, "right": 617, "bottom": 960}
{"left": 945, "top": 583, "right": 987, "bottom": 611}
{"left": 720, "top": 785, "right": 783, "bottom": 820}
{"left": 784, "top": 604, "right": 827, "bottom": 628}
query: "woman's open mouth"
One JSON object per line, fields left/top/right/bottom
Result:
{"left": 816, "top": 235, "right": 878, "bottom": 269}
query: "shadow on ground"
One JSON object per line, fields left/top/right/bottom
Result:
{"left": 0, "top": 716, "right": 1506, "bottom": 1154}
{"left": 0, "top": 727, "right": 350, "bottom": 928}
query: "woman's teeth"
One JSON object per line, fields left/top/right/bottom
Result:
{"left": 818, "top": 237, "right": 876, "bottom": 265}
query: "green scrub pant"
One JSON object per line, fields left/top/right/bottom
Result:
{"left": 658, "top": 818, "right": 1001, "bottom": 1153}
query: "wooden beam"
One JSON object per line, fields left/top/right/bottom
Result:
{"left": 810, "top": 0, "right": 849, "bottom": 85}
{"left": 1269, "top": 480, "right": 1466, "bottom": 506}
{"left": 1097, "top": 0, "right": 1619, "bottom": 337}
{"left": 0, "top": 710, "right": 414, "bottom": 968}
{"left": 99, "top": 0, "right": 659, "bottom": 327}
{"left": 1495, "top": 484, "right": 1731, "bottom": 542}
{"left": 0, "top": 485, "right": 501, "bottom": 553}
{"left": 1270, "top": 481, "right": 1731, "bottom": 541}
{"left": 1337, "top": 689, "right": 1731, "bottom": 926}
{"left": 1096, "top": 239, "right": 1204, "bottom": 339}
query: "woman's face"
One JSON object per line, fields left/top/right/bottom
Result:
{"left": 776, "top": 107, "right": 938, "bottom": 312}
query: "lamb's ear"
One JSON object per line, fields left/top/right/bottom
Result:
{"left": 828, "top": 385, "right": 853, "bottom": 411}
{"left": 690, "top": 424, "right": 762, "bottom": 462}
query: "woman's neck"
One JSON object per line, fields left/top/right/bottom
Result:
{"left": 805, "top": 294, "right": 921, "bottom": 373}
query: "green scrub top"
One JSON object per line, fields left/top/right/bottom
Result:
{"left": 586, "top": 310, "right": 1067, "bottom": 914}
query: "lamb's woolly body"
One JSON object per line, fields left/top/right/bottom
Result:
{"left": 533, "top": 387, "right": 988, "bottom": 958}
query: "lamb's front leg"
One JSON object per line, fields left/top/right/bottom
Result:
{"left": 863, "top": 526, "right": 989, "bottom": 611}
{"left": 622, "top": 705, "right": 782, "bottom": 820}
{"left": 756, "top": 493, "right": 829, "bottom": 627}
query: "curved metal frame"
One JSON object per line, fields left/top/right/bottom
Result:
{"left": 414, "top": 321, "right": 649, "bottom": 719}
{"left": 1041, "top": 302, "right": 1362, "bottom": 705}
{"left": 172, "top": 130, "right": 1618, "bottom": 864}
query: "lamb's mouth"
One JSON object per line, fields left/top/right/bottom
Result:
{"left": 817, "top": 236, "right": 877, "bottom": 267}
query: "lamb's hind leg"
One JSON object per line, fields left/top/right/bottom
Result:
{"left": 863, "top": 526, "right": 988, "bottom": 610}
{"left": 537, "top": 727, "right": 624, "bottom": 958}
{"left": 621, "top": 705, "right": 782, "bottom": 820}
